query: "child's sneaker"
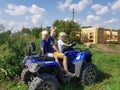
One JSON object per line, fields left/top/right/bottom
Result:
{"left": 68, "top": 72, "right": 76, "bottom": 78}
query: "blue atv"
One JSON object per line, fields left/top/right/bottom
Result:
{"left": 21, "top": 42, "right": 97, "bottom": 90}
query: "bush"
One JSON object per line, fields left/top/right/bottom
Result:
{"left": 69, "top": 31, "right": 80, "bottom": 43}
{"left": 0, "top": 36, "right": 27, "bottom": 80}
{"left": 0, "top": 30, "right": 11, "bottom": 44}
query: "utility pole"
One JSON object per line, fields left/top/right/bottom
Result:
{"left": 72, "top": 8, "right": 75, "bottom": 22}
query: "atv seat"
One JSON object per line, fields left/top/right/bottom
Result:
{"left": 29, "top": 55, "right": 55, "bottom": 61}
{"left": 25, "top": 42, "right": 37, "bottom": 56}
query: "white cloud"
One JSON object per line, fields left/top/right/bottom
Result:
{"left": 0, "top": 20, "right": 5, "bottom": 25}
{"left": 29, "top": 4, "right": 45, "bottom": 26}
{"left": 5, "top": 4, "right": 28, "bottom": 16}
{"left": 108, "top": 2, "right": 112, "bottom": 6}
{"left": 85, "top": 14, "right": 103, "bottom": 28}
{"left": 25, "top": 16, "right": 30, "bottom": 21}
{"left": 112, "top": 11, "right": 116, "bottom": 15}
{"left": 5, "top": 4, "right": 45, "bottom": 17}
{"left": 29, "top": 4, "right": 45, "bottom": 15}
{"left": 103, "top": 18, "right": 119, "bottom": 24}
{"left": 57, "top": 0, "right": 72, "bottom": 11}
{"left": 86, "top": 14, "right": 101, "bottom": 24}
{"left": 108, "top": 18, "right": 118, "bottom": 23}
{"left": 102, "top": 18, "right": 119, "bottom": 29}
{"left": 111, "top": 0, "right": 120, "bottom": 11}
{"left": 91, "top": 4, "right": 109, "bottom": 15}
{"left": 31, "top": 15, "right": 43, "bottom": 25}
{"left": 7, "top": 21, "right": 29, "bottom": 32}
{"left": 4, "top": 4, "right": 46, "bottom": 29}
{"left": 0, "top": 19, "right": 29, "bottom": 32}
{"left": 64, "top": 17, "right": 71, "bottom": 21}
{"left": 0, "top": 10, "right": 2, "bottom": 15}
{"left": 69, "top": 0, "right": 92, "bottom": 11}
{"left": 57, "top": 0, "right": 92, "bottom": 12}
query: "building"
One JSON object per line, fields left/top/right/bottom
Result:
{"left": 81, "top": 27, "right": 120, "bottom": 44}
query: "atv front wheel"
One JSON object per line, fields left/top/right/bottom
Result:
{"left": 29, "top": 73, "right": 59, "bottom": 90}
{"left": 21, "top": 68, "right": 33, "bottom": 85}
{"left": 80, "top": 63, "right": 97, "bottom": 85}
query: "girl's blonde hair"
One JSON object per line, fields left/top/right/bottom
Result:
{"left": 58, "top": 32, "right": 67, "bottom": 39}
{"left": 41, "top": 30, "right": 49, "bottom": 36}
{"left": 50, "top": 26, "right": 57, "bottom": 31}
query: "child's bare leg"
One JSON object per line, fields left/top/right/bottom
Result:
{"left": 54, "top": 55, "right": 59, "bottom": 62}
{"left": 63, "top": 55, "right": 68, "bottom": 73}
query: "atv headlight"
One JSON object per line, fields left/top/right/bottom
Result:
{"left": 28, "top": 62, "right": 43, "bottom": 73}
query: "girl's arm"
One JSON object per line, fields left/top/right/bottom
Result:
{"left": 63, "top": 43, "right": 72, "bottom": 47}
{"left": 41, "top": 47, "right": 44, "bottom": 56}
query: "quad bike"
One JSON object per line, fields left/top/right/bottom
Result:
{"left": 21, "top": 42, "right": 97, "bottom": 90}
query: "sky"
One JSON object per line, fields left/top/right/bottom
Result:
{"left": 0, "top": 0, "right": 120, "bottom": 32}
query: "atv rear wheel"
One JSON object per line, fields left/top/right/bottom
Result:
{"left": 80, "top": 63, "right": 97, "bottom": 85}
{"left": 29, "top": 73, "right": 59, "bottom": 90}
{"left": 21, "top": 68, "right": 33, "bottom": 85}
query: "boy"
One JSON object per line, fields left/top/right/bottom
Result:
{"left": 40, "top": 30, "right": 49, "bottom": 56}
{"left": 40, "top": 30, "right": 56, "bottom": 58}
{"left": 47, "top": 27, "right": 69, "bottom": 76}
{"left": 58, "top": 32, "right": 71, "bottom": 53}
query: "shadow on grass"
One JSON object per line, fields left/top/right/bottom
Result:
{"left": 59, "top": 69, "right": 111, "bottom": 90}
{"left": 59, "top": 78, "right": 84, "bottom": 90}
{"left": 96, "top": 69, "right": 111, "bottom": 83}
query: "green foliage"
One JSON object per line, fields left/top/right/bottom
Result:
{"left": 0, "top": 70, "right": 6, "bottom": 81}
{"left": 1, "top": 23, "right": 120, "bottom": 90}
{"left": 0, "top": 81, "right": 28, "bottom": 90}
{"left": 22, "top": 27, "right": 31, "bottom": 34}
{"left": 0, "top": 44, "right": 120, "bottom": 90}
{"left": 107, "top": 44, "right": 115, "bottom": 49}
{"left": 34, "top": 38, "right": 41, "bottom": 53}
{"left": 0, "top": 35, "right": 27, "bottom": 79}
{"left": 31, "top": 27, "right": 42, "bottom": 39}
{"left": 0, "top": 28, "right": 39, "bottom": 80}
{"left": 0, "top": 23, "right": 5, "bottom": 32}
{"left": 69, "top": 31, "right": 80, "bottom": 43}
{"left": 53, "top": 20, "right": 81, "bottom": 43}
{"left": 0, "top": 30, "right": 11, "bottom": 44}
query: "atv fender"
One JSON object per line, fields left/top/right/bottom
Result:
{"left": 74, "top": 60, "right": 83, "bottom": 77}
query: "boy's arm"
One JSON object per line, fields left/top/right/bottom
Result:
{"left": 52, "top": 45, "right": 60, "bottom": 52}
{"left": 41, "top": 47, "right": 44, "bottom": 56}
{"left": 50, "top": 37, "right": 60, "bottom": 52}
{"left": 60, "top": 40, "right": 71, "bottom": 47}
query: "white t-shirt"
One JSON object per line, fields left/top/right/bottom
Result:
{"left": 58, "top": 39, "right": 65, "bottom": 52}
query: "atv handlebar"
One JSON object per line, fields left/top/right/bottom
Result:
{"left": 67, "top": 42, "right": 76, "bottom": 48}
{"left": 66, "top": 42, "right": 89, "bottom": 52}
{"left": 70, "top": 42, "right": 76, "bottom": 47}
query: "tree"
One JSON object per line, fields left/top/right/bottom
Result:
{"left": 53, "top": 20, "right": 81, "bottom": 43}
{"left": 0, "top": 24, "right": 5, "bottom": 33}
{"left": 0, "top": 30, "right": 11, "bottom": 44}
{"left": 31, "top": 27, "right": 42, "bottom": 39}
{"left": 22, "top": 27, "right": 31, "bottom": 34}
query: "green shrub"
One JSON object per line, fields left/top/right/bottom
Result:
{"left": 0, "top": 30, "right": 11, "bottom": 44}
{"left": 0, "top": 36, "right": 27, "bottom": 80}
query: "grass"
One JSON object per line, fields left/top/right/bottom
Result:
{"left": 0, "top": 81, "right": 28, "bottom": 90}
{"left": 0, "top": 45, "right": 120, "bottom": 90}
{"left": 84, "top": 49, "right": 120, "bottom": 90}
{"left": 106, "top": 44, "right": 116, "bottom": 49}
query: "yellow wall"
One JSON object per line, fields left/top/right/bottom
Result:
{"left": 81, "top": 27, "right": 120, "bottom": 44}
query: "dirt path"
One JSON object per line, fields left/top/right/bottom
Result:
{"left": 94, "top": 44, "right": 120, "bottom": 54}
